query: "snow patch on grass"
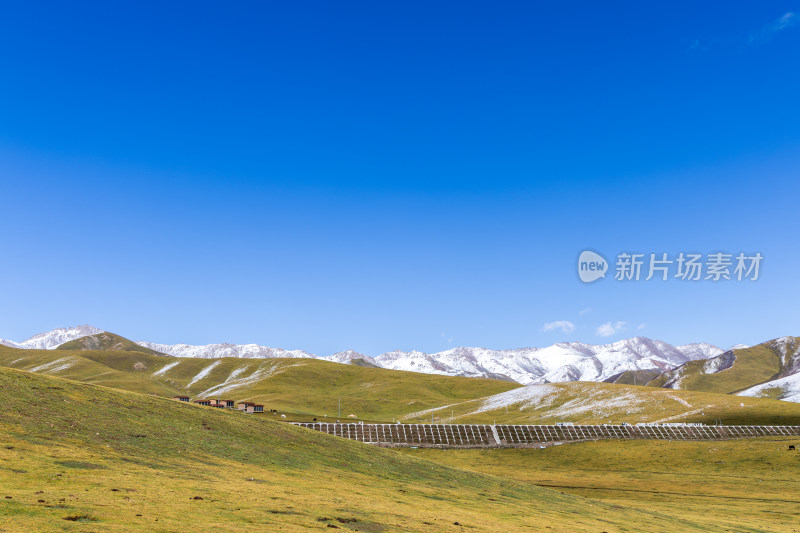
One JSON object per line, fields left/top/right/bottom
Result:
{"left": 738, "top": 373, "right": 800, "bottom": 403}
{"left": 196, "top": 362, "right": 297, "bottom": 397}
{"left": 668, "top": 394, "right": 692, "bottom": 407}
{"left": 403, "top": 400, "right": 476, "bottom": 420}
{"left": 475, "top": 385, "right": 559, "bottom": 413}
{"left": 153, "top": 361, "right": 180, "bottom": 377}
{"left": 28, "top": 357, "right": 79, "bottom": 374}
{"left": 186, "top": 361, "right": 221, "bottom": 389}
{"left": 540, "top": 390, "right": 647, "bottom": 420}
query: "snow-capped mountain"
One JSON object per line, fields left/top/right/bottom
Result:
{"left": 1, "top": 325, "right": 723, "bottom": 385}
{"left": 320, "top": 350, "right": 376, "bottom": 365}
{"left": 0, "top": 325, "right": 103, "bottom": 350}
{"left": 373, "top": 338, "right": 722, "bottom": 384}
{"left": 134, "top": 335, "right": 722, "bottom": 384}
{"left": 134, "top": 341, "right": 315, "bottom": 360}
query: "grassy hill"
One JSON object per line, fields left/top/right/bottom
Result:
{"left": 400, "top": 381, "right": 800, "bottom": 426}
{"left": 0, "top": 367, "right": 715, "bottom": 531}
{"left": 56, "top": 332, "right": 166, "bottom": 356}
{"left": 0, "top": 344, "right": 519, "bottom": 421}
{"left": 603, "top": 369, "right": 662, "bottom": 386}
{"left": 5, "top": 342, "right": 800, "bottom": 425}
{"left": 648, "top": 337, "right": 800, "bottom": 396}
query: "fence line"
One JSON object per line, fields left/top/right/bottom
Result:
{"left": 292, "top": 423, "right": 800, "bottom": 448}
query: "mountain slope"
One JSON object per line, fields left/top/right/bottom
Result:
{"left": 1, "top": 366, "right": 710, "bottom": 532}
{"left": 137, "top": 336, "right": 722, "bottom": 384}
{"left": 0, "top": 325, "right": 102, "bottom": 349}
{"left": 57, "top": 332, "right": 166, "bottom": 356}
{"left": 135, "top": 340, "right": 315, "bottom": 359}
{"left": 413, "top": 381, "right": 800, "bottom": 426}
{"left": 0, "top": 344, "right": 519, "bottom": 421}
{"left": 374, "top": 338, "right": 721, "bottom": 384}
{"left": 736, "top": 337, "right": 800, "bottom": 402}
{"left": 0, "top": 326, "right": 726, "bottom": 385}
{"left": 4, "top": 342, "right": 800, "bottom": 424}
{"left": 648, "top": 337, "right": 800, "bottom": 400}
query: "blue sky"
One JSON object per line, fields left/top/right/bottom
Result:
{"left": 1, "top": 1, "right": 798, "bottom": 355}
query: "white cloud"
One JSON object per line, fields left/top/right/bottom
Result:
{"left": 541, "top": 321, "right": 576, "bottom": 334}
{"left": 440, "top": 331, "right": 454, "bottom": 345}
{"left": 749, "top": 12, "right": 797, "bottom": 44}
{"left": 596, "top": 321, "right": 628, "bottom": 337}
{"left": 578, "top": 308, "right": 592, "bottom": 315}
{"left": 688, "top": 12, "right": 797, "bottom": 51}
{"left": 637, "top": 323, "right": 647, "bottom": 330}
{"left": 773, "top": 12, "right": 796, "bottom": 31}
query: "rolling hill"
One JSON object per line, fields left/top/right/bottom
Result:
{"left": 0, "top": 366, "right": 717, "bottom": 532}
{"left": 4, "top": 340, "right": 800, "bottom": 426}
{"left": 57, "top": 332, "right": 166, "bottom": 356}
{"left": 648, "top": 336, "right": 800, "bottom": 402}
{"left": 0, "top": 343, "right": 519, "bottom": 421}
{"left": 399, "top": 380, "right": 800, "bottom": 426}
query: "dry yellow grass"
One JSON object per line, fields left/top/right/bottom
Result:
{"left": 400, "top": 438, "right": 800, "bottom": 533}
{"left": 1, "top": 367, "right": 725, "bottom": 532}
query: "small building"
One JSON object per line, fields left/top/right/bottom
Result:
{"left": 238, "top": 401, "right": 254, "bottom": 411}
{"left": 245, "top": 404, "right": 264, "bottom": 414}
{"left": 172, "top": 396, "right": 190, "bottom": 402}
{"left": 194, "top": 399, "right": 212, "bottom": 406}
{"left": 222, "top": 399, "right": 235, "bottom": 408}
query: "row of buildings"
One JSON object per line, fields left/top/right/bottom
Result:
{"left": 172, "top": 395, "right": 265, "bottom": 414}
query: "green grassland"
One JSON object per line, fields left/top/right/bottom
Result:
{"left": 0, "top": 344, "right": 519, "bottom": 422}
{"left": 6, "top": 343, "right": 800, "bottom": 426}
{"left": 0, "top": 367, "right": 722, "bottom": 532}
{"left": 401, "top": 438, "right": 800, "bottom": 533}
{"left": 401, "top": 381, "right": 800, "bottom": 426}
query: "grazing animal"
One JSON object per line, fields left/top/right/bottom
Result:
{"left": 790, "top": 445, "right": 796, "bottom": 451}
{"left": 281, "top": 414, "right": 286, "bottom": 419}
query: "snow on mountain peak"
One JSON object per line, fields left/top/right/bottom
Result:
{"left": 0, "top": 325, "right": 727, "bottom": 386}
{"left": 134, "top": 341, "right": 315, "bottom": 360}
{"left": 321, "top": 350, "right": 375, "bottom": 364}
{"left": 0, "top": 325, "right": 104, "bottom": 350}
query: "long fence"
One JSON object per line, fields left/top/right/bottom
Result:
{"left": 292, "top": 423, "right": 800, "bottom": 448}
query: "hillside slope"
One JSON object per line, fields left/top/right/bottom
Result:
{"left": 1, "top": 325, "right": 723, "bottom": 384}
{"left": 0, "top": 367, "right": 710, "bottom": 532}
{"left": 6, "top": 343, "right": 800, "bottom": 425}
{"left": 0, "top": 344, "right": 519, "bottom": 421}
{"left": 648, "top": 337, "right": 800, "bottom": 401}
{"left": 401, "top": 381, "right": 800, "bottom": 426}
{"left": 57, "top": 332, "right": 165, "bottom": 356}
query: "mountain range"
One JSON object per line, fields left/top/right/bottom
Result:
{"left": 0, "top": 325, "right": 102, "bottom": 350}
{"left": 3, "top": 325, "right": 800, "bottom": 404}
{"left": 1, "top": 325, "right": 722, "bottom": 385}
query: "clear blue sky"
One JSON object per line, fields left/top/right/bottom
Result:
{"left": 1, "top": 1, "right": 798, "bottom": 355}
